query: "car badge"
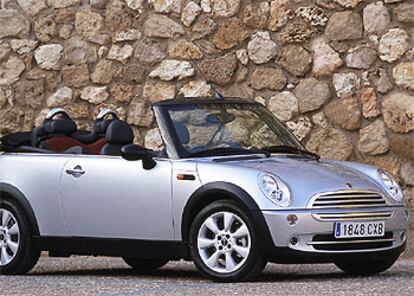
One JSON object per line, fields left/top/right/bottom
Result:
{"left": 346, "top": 182, "right": 353, "bottom": 188}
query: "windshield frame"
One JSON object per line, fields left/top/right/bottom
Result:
{"left": 153, "top": 98, "right": 305, "bottom": 159}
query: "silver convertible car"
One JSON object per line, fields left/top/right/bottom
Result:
{"left": 0, "top": 97, "right": 409, "bottom": 282}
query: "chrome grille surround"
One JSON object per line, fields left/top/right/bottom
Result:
{"left": 308, "top": 190, "right": 388, "bottom": 210}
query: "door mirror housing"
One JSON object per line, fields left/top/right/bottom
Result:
{"left": 121, "top": 144, "right": 157, "bottom": 170}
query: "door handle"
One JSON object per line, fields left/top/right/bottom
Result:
{"left": 65, "top": 165, "right": 85, "bottom": 177}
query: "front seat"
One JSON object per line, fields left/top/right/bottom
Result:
{"left": 74, "top": 109, "right": 119, "bottom": 154}
{"left": 100, "top": 120, "right": 134, "bottom": 156}
{"left": 74, "top": 109, "right": 119, "bottom": 144}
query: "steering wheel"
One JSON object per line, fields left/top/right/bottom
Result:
{"left": 204, "top": 124, "right": 224, "bottom": 148}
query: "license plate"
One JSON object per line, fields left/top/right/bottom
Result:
{"left": 334, "top": 221, "right": 385, "bottom": 238}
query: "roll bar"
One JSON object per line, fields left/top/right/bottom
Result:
{"left": 45, "top": 108, "right": 71, "bottom": 120}
{"left": 96, "top": 108, "right": 118, "bottom": 120}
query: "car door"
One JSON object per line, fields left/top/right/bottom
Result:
{"left": 60, "top": 155, "right": 174, "bottom": 240}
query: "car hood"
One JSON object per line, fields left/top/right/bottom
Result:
{"left": 213, "top": 155, "right": 388, "bottom": 207}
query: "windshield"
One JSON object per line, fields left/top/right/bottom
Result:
{"left": 166, "top": 102, "right": 304, "bottom": 157}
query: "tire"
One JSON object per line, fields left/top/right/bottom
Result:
{"left": 0, "top": 199, "right": 40, "bottom": 275}
{"left": 189, "top": 200, "right": 266, "bottom": 282}
{"left": 335, "top": 254, "right": 400, "bottom": 276}
{"left": 122, "top": 258, "right": 169, "bottom": 270}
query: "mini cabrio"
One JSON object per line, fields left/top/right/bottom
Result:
{"left": 0, "top": 97, "right": 409, "bottom": 282}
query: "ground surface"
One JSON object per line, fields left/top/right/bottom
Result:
{"left": 1, "top": 256, "right": 413, "bottom": 296}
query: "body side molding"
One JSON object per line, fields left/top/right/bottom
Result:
{"left": 33, "top": 236, "right": 188, "bottom": 259}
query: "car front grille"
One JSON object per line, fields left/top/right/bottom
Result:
{"left": 309, "top": 190, "right": 387, "bottom": 209}
{"left": 309, "top": 232, "right": 394, "bottom": 251}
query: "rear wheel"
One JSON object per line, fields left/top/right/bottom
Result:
{"left": 189, "top": 200, "right": 266, "bottom": 282}
{"left": 122, "top": 258, "right": 169, "bottom": 270}
{"left": 0, "top": 199, "right": 40, "bottom": 275}
{"left": 335, "top": 254, "right": 400, "bottom": 275}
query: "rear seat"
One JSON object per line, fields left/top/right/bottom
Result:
{"left": 33, "top": 108, "right": 120, "bottom": 155}
{"left": 32, "top": 109, "right": 82, "bottom": 153}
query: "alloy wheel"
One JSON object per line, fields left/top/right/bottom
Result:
{"left": 0, "top": 208, "right": 20, "bottom": 266}
{"left": 197, "top": 211, "right": 251, "bottom": 274}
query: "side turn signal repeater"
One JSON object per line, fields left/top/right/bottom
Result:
{"left": 177, "top": 174, "right": 196, "bottom": 181}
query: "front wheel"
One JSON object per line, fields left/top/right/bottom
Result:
{"left": 189, "top": 200, "right": 266, "bottom": 282}
{"left": 335, "top": 254, "right": 400, "bottom": 275}
{"left": 122, "top": 258, "right": 169, "bottom": 270}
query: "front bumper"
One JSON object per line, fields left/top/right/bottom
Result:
{"left": 262, "top": 206, "right": 408, "bottom": 260}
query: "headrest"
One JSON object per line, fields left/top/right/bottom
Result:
{"left": 93, "top": 109, "right": 119, "bottom": 135}
{"left": 105, "top": 120, "right": 134, "bottom": 144}
{"left": 93, "top": 120, "right": 113, "bottom": 135}
{"left": 175, "top": 122, "right": 190, "bottom": 145}
{"left": 43, "top": 119, "right": 77, "bottom": 135}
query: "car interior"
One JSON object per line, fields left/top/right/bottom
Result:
{"left": 0, "top": 108, "right": 138, "bottom": 156}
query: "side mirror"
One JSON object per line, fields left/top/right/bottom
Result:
{"left": 121, "top": 144, "right": 157, "bottom": 170}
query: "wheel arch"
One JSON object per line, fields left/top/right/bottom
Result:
{"left": 0, "top": 182, "right": 40, "bottom": 236}
{"left": 181, "top": 182, "right": 273, "bottom": 253}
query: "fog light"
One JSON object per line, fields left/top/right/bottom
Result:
{"left": 400, "top": 231, "right": 406, "bottom": 241}
{"left": 286, "top": 214, "right": 298, "bottom": 226}
{"left": 290, "top": 236, "right": 299, "bottom": 246}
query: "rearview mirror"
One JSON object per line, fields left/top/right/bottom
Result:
{"left": 206, "top": 113, "right": 236, "bottom": 125}
{"left": 121, "top": 144, "right": 156, "bottom": 170}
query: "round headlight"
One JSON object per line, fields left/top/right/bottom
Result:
{"left": 258, "top": 173, "right": 292, "bottom": 207}
{"left": 378, "top": 170, "right": 403, "bottom": 202}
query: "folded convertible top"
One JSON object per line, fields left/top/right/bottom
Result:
{"left": 0, "top": 132, "right": 32, "bottom": 151}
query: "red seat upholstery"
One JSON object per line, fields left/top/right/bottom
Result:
{"left": 85, "top": 138, "right": 106, "bottom": 155}
{"left": 42, "top": 137, "right": 84, "bottom": 153}
{"left": 34, "top": 109, "right": 112, "bottom": 154}
{"left": 42, "top": 137, "right": 107, "bottom": 154}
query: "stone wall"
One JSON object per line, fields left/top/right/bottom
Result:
{"left": 0, "top": 0, "right": 413, "bottom": 256}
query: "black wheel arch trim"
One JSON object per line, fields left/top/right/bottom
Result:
{"left": 181, "top": 181, "right": 274, "bottom": 255}
{"left": 0, "top": 182, "right": 40, "bottom": 235}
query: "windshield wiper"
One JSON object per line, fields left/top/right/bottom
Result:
{"left": 263, "top": 145, "right": 320, "bottom": 160}
{"left": 187, "top": 147, "right": 270, "bottom": 158}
